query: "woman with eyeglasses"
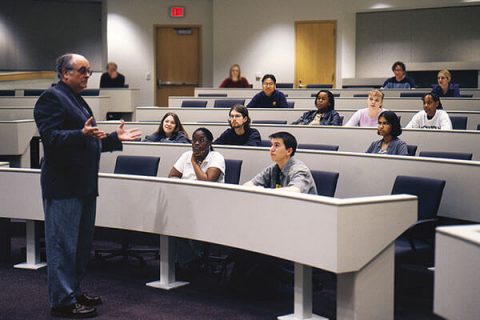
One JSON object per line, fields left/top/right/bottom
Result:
{"left": 143, "top": 112, "right": 190, "bottom": 143}
{"left": 168, "top": 127, "right": 225, "bottom": 182}
{"left": 366, "top": 111, "right": 408, "bottom": 155}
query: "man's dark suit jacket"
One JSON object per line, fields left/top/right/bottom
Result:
{"left": 34, "top": 81, "right": 122, "bottom": 199}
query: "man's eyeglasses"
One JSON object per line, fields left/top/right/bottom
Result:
{"left": 262, "top": 82, "right": 275, "bottom": 87}
{"left": 69, "top": 67, "right": 93, "bottom": 76}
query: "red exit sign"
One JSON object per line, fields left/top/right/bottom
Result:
{"left": 170, "top": 6, "right": 185, "bottom": 18}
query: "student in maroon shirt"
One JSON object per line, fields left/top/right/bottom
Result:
{"left": 219, "top": 64, "right": 251, "bottom": 88}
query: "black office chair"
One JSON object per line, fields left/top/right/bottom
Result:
{"left": 259, "top": 140, "right": 271, "bottom": 147}
{"left": 310, "top": 170, "right": 339, "bottom": 197}
{"left": 406, "top": 145, "right": 418, "bottom": 156}
{"left": 419, "top": 151, "right": 473, "bottom": 161}
{"left": 181, "top": 100, "right": 208, "bottom": 108}
{"left": 399, "top": 92, "right": 428, "bottom": 98}
{"left": 224, "top": 159, "right": 243, "bottom": 185}
{"left": 95, "top": 155, "right": 160, "bottom": 265}
{"left": 202, "top": 159, "right": 243, "bottom": 278}
{"left": 353, "top": 94, "right": 368, "bottom": 98}
{"left": 198, "top": 93, "right": 228, "bottom": 97}
{"left": 276, "top": 83, "right": 294, "bottom": 88}
{"left": 213, "top": 99, "right": 245, "bottom": 108}
{"left": 286, "top": 101, "right": 295, "bottom": 108}
{"left": 24, "top": 89, "right": 45, "bottom": 96}
{"left": 477, "top": 124, "right": 480, "bottom": 131}
{"left": 297, "top": 144, "right": 339, "bottom": 151}
{"left": 0, "top": 90, "right": 15, "bottom": 96}
{"left": 449, "top": 116, "right": 467, "bottom": 130}
{"left": 459, "top": 94, "right": 473, "bottom": 98}
{"left": 81, "top": 89, "right": 100, "bottom": 96}
{"left": 391, "top": 175, "right": 446, "bottom": 251}
{"left": 306, "top": 84, "right": 333, "bottom": 89}
{"left": 252, "top": 120, "right": 287, "bottom": 125}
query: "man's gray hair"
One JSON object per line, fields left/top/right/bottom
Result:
{"left": 55, "top": 53, "right": 76, "bottom": 79}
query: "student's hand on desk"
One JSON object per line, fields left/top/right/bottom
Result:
{"left": 82, "top": 117, "right": 107, "bottom": 139}
{"left": 116, "top": 120, "right": 143, "bottom": 141}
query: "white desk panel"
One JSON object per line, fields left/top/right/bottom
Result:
{"left": 94, "top": 141, "right": 480, "bottom": 222}
{"left": 98, "top": 121, "right": 480, "bottom": 160}
{"left": 136, "top": 107, "right": 480, "bottom": 130}
{"left": 168, "top": 96, "right": 480, "bottom": 111}
{"left": 434, "top": 225, "right": 480, "bottom": 320}
{"left": 0, "top": 168, "right": 416, "bottom": 319}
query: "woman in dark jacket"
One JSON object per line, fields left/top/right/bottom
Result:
{"left": 143, "top": 112, "right": 190, "bottom": 143}
{"left": 292, "top": 90, "right": 341, "bottom": 125}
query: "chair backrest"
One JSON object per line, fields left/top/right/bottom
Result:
{"left": 276, "top": 83, "right": 293, "bottom": 88}
{"left": 450, "top": 116, "right": 467, "bottom": 130}
{"left": 259, "top": 140, "right": 271, "bottom": 147}
{"left": 213, "top": 99, "right": 245, "bottom": 108}
{"left": 306, "top": 84, "right": 333, "bottom": 89}
{"left": 286, "top": 101, "right": 295, "bottom": 108}
{"left": 419, "top": 151, "right": 473, "bottom": 161}
{"left": 477, "top": 123, "right": 480, "bottom": 131}
{"left": 310, "top": 170, "right": 339, "bottom": 197}
{"left": 391, "top": 175, "right": 446, "bottom": 221}
{"left": 198, "top": 93, "right": 228, "bottom": 97}
{"left": 81, "top": 89, "right": 100, "bottom": 96}
{"left": 114, "top": 155, "right": 160, "bottom": 176}
{"left": 24, "top": 89, "right": 45, "bottom": 96}
{"left": 181, "top": 100, "right": 208, "bottom": 108}
{"left": 297, "top": 144, "right": 339, "bottom": 151}
{"left": 310, "top": 93, "right": 340, "bottom": 97}
{"left": 352, "top": 94, "right": 368, "bottom": 98}
{"left": 339, "top": 115, "right": 344, "bottom": 125}
{"left": 0, "top": 90, "right": 15, "bottom": 96}
{"left": 399, "top": 92, "right": 429, "bottom": 98}
{"left": 406, "top": 144, "right": 417, "bottom": 156}
{"left": 224, "top": 159, "right": 243, "bottom": 185}
{"left": 460, "top": 94, "right": 473, "bottom": 98}
{"left": 253, "top": 120, "right": 287, "bottom": 125}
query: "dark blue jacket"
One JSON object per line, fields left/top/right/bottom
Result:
{"left": 34, "top": 81, "right": 122, "bottom": 199}
{"left": 431, "top": 84, "right": 461, "bottom": 97}
{"left": 291, "top": 110, "right": 342, "bottom": 125}
{"left": 246, "top": 90, "right": 288, "bottom": 108}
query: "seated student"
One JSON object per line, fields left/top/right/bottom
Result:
{"left": 244, "top": 131, "right": 317, "bottom": 194}
{"left": 345, "top": 89, "right": 386, "bottom": 127}
{"left": 99, "top": 62, "right": 126, "bottom": 88}
{"left": 219, "top": 64, "right": 251, "bottom": 88}
{"left": 213, "top": 104, "right": 261, "bottom": 146}
{"left": 406, "top": 92, "right": 452, "bottom": 130}
{"left": 382, "top": 61, "right": 416, "bottom": 89}
{"left": 246, "top": 74, "right": 288, "bottom": 108}
{"left": 169, "top": 127, "right": 225, "bottom": 182}
{"left": 432, "top": 69, "right": 461, "bottom": 97}
{"left": 366, "top": 111, "right": 408, "bottom": 155}
{"left": 143, "top": 112, "right": 190, "bottom": 143}
{"left": 291, "top": 89, "right": 341, "bottom": 125}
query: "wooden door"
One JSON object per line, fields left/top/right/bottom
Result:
{"left": 155, "top": 26, "right": 201, "bottom": 107}
{"left": 295, "top": 21, "right": 336, "bottom": 88}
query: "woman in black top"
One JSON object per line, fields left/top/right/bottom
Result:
{"left": 143, "top": 112, "right": 190, "bottom": 143}
{"left": 292, "top": 90, "right": 341, "bottom": 125}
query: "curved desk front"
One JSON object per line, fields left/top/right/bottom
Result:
{"left": 0, "top": 168, "right": 416, "bottom": 320}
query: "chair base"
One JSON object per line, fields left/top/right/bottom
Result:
{"left": 94, "top": 246, "right": 159, "bottom": 266}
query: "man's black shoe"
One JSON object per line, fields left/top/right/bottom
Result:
{"left": 76, "top": 293, "right": 103, "bottom": 306}
{"left": 50, "top": 303, "right": 97, "bottom": 318}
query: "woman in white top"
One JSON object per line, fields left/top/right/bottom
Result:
{"left": 345, "top": 89, "right": 386, "bottom": 127}
{"left": 169, "top": 127, "right": 225, "bottom": 182}
{"left": 406, "top": 92, "right": 452, "bottom": 130}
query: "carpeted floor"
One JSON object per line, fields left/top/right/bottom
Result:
{"left": 0, "top": 233, "right": 444, "bottom": 320}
